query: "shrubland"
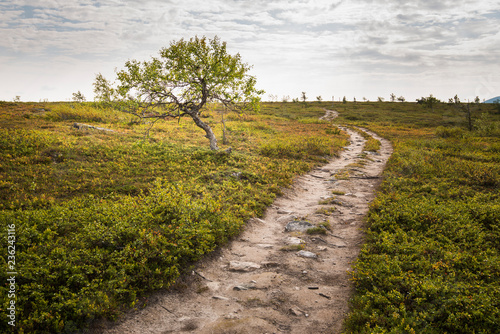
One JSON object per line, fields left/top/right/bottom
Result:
{"left": 0, "top": 101, "right": 347, "bottom": 333}
{"left": 337, "top": 101, "right": 500, "bottom": 333}
{"left": 1, "top": 99, "right": 499, "bottom": 333}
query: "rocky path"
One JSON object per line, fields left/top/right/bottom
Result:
{"left": 91, "top": 114, "right": 393, "bottom": 334}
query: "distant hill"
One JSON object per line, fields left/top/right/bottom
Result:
{"left": 484, "top": 96, "right": 500, "bottom": 103}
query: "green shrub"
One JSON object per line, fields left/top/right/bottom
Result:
{"left": 435, "top": 126, "right": 466, "bottom": 138}
{"left": 0, "top": 181, "right": 240, "bottom": 333}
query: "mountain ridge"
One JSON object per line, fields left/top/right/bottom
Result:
{"left": 484, "top": 96, "right": 500, "bottom": 103}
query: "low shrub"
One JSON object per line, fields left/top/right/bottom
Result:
{"left": 435, "top": 126, "right": 466, "bottom": 138}
{"left": 0, "top": 182, "right": 240, "bottom": 333}
{"left": 345, "top": 129, "right": 500, "bottom": 333}
{"left": 260, "top": 135, "right": 345, "bottom": 161}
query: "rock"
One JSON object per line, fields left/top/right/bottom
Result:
{"left": 289, "top": 307, "right": 307, "bottom": 317}
{"left": 261, "top": 261, "right": 280, "bottom": 268}
{"left": 255, "top": 244, "right": 273, "bottom": 249}
{"left": 212, "top": 296, "right": 230, "bottom": 300}
{"left": 285, "top": 221, "right": 314, "bottom": 232}
{"left": 285, "top": 237, "right": 305, "bottom": 245}
{"left": 278, "top": 209, "right": 293, "bottom": 214}
{"left": 228, "top": 261, "right": 261, "bottom": 272}
{"left": 297, "top": 250, "right": 318, "bottom": 259}
{"left": 331, "top": 240, "right": 347, "bottom": 248}
{"left": 73, "top": 123, "right": 115, "bottom": 132}
{"left": 233, "top": 282, "right": 257, "bottom": 291}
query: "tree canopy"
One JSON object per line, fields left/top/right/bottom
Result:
{"left": 94, "top": 36, "right": 263, "bottom": 150}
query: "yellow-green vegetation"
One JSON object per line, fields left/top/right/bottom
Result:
{"left": 315, "top": 206, "right": 337, "bottom": 215}
{"left": 319, "top": 222, "right": 331, "bottom": 230}
{"left": 306, "top": 227, "right": 327, "bottom": 235}
{"left": 363, "top": 136, "right": 381, "bottom": 152}
{"left": 353, "top": 127, "right": 381, "bottom": 152}
{"left": 0, "top": 101, "right": 348, "bottom": 333}
{"left": 280, "top": 244, "right": 306, "bottom": 251}
{"left": 334, "top": 169, "right": 350, "bottom": 180}
{"left": 337, "top": 101, "right": 500, "bottom": 333}
{"left": 331, "top": 190, "right": 345, "bottom": 195}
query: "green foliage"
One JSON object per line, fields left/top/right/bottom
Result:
{"left": 94, "top": 36, "right": 264, "bottom": 150}
{"left": 72, "top": 91, "right": 86, "bottom": 102}
{"left": 417, "top": 94, "right": 441, "bottom": 110}
{"left": 435, "top": 126, "right": 465, "bottom": 138}
{"left": 474, "top": 113, "right": 500, "bottom": 137}
{"left": 306, "top": 227, "right": 327, "bottom": 235}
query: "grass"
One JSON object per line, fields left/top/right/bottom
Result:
{"left": 306, "top": 227, "right": 327, "bottom": 235}
{"left": 331, "top": 190, "right": 345, "bottom": 195}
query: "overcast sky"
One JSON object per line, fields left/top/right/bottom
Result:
{"left": 1, "top": 0, "right": 499, "bottom": 102}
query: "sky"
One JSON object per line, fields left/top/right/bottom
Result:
{"left": 1, "top": 0, "right": 499, "bottom": 103}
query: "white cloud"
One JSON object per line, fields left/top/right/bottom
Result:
{"left": 0, "top": 0, "right": 499, "bottom": 101}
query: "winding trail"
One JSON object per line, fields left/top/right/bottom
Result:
{"left": 91, "top": 111, "right": 393, "bottom": 334}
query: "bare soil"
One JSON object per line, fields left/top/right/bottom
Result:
{"left": 90, "top": 111, "right": 392, "bottom": 334}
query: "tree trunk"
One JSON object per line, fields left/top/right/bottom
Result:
{"left": 190, "top": 112, "right": 219, "bottom": 151}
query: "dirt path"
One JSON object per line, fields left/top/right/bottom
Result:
{"left": 91, "top": 112, "right": 392, "bottom": 334}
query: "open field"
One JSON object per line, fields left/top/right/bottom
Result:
{"left": 1, "top": 100, "right": 499, "bottom": 333}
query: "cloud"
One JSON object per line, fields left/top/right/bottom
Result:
{"left": 0, "top": 0, "right": 499, "bottom": 101}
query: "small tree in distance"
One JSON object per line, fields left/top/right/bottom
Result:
{"left": 417, "top": 94, "right": 441, "bottom": 112}
{"left": 72, "top": 91, "right": 86, "bottom": 102}
{"left": 94, "top": 36, "right": 263, "bottom": 151}
{"left": 301, "top": 92, "right": 307, "bottom": 103}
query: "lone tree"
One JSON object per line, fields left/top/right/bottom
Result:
{"left": 94, "top": 36, "right": 263, "bottom": 150}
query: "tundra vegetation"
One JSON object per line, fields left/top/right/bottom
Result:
{"left": 335, "top": 100, "right": 500, "bottom": 333}
{"left": 0, "top": 98, "right": 499, "bottom": 333}
{"left": 0, "top": 100, "right": 347, "bottom": 333}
